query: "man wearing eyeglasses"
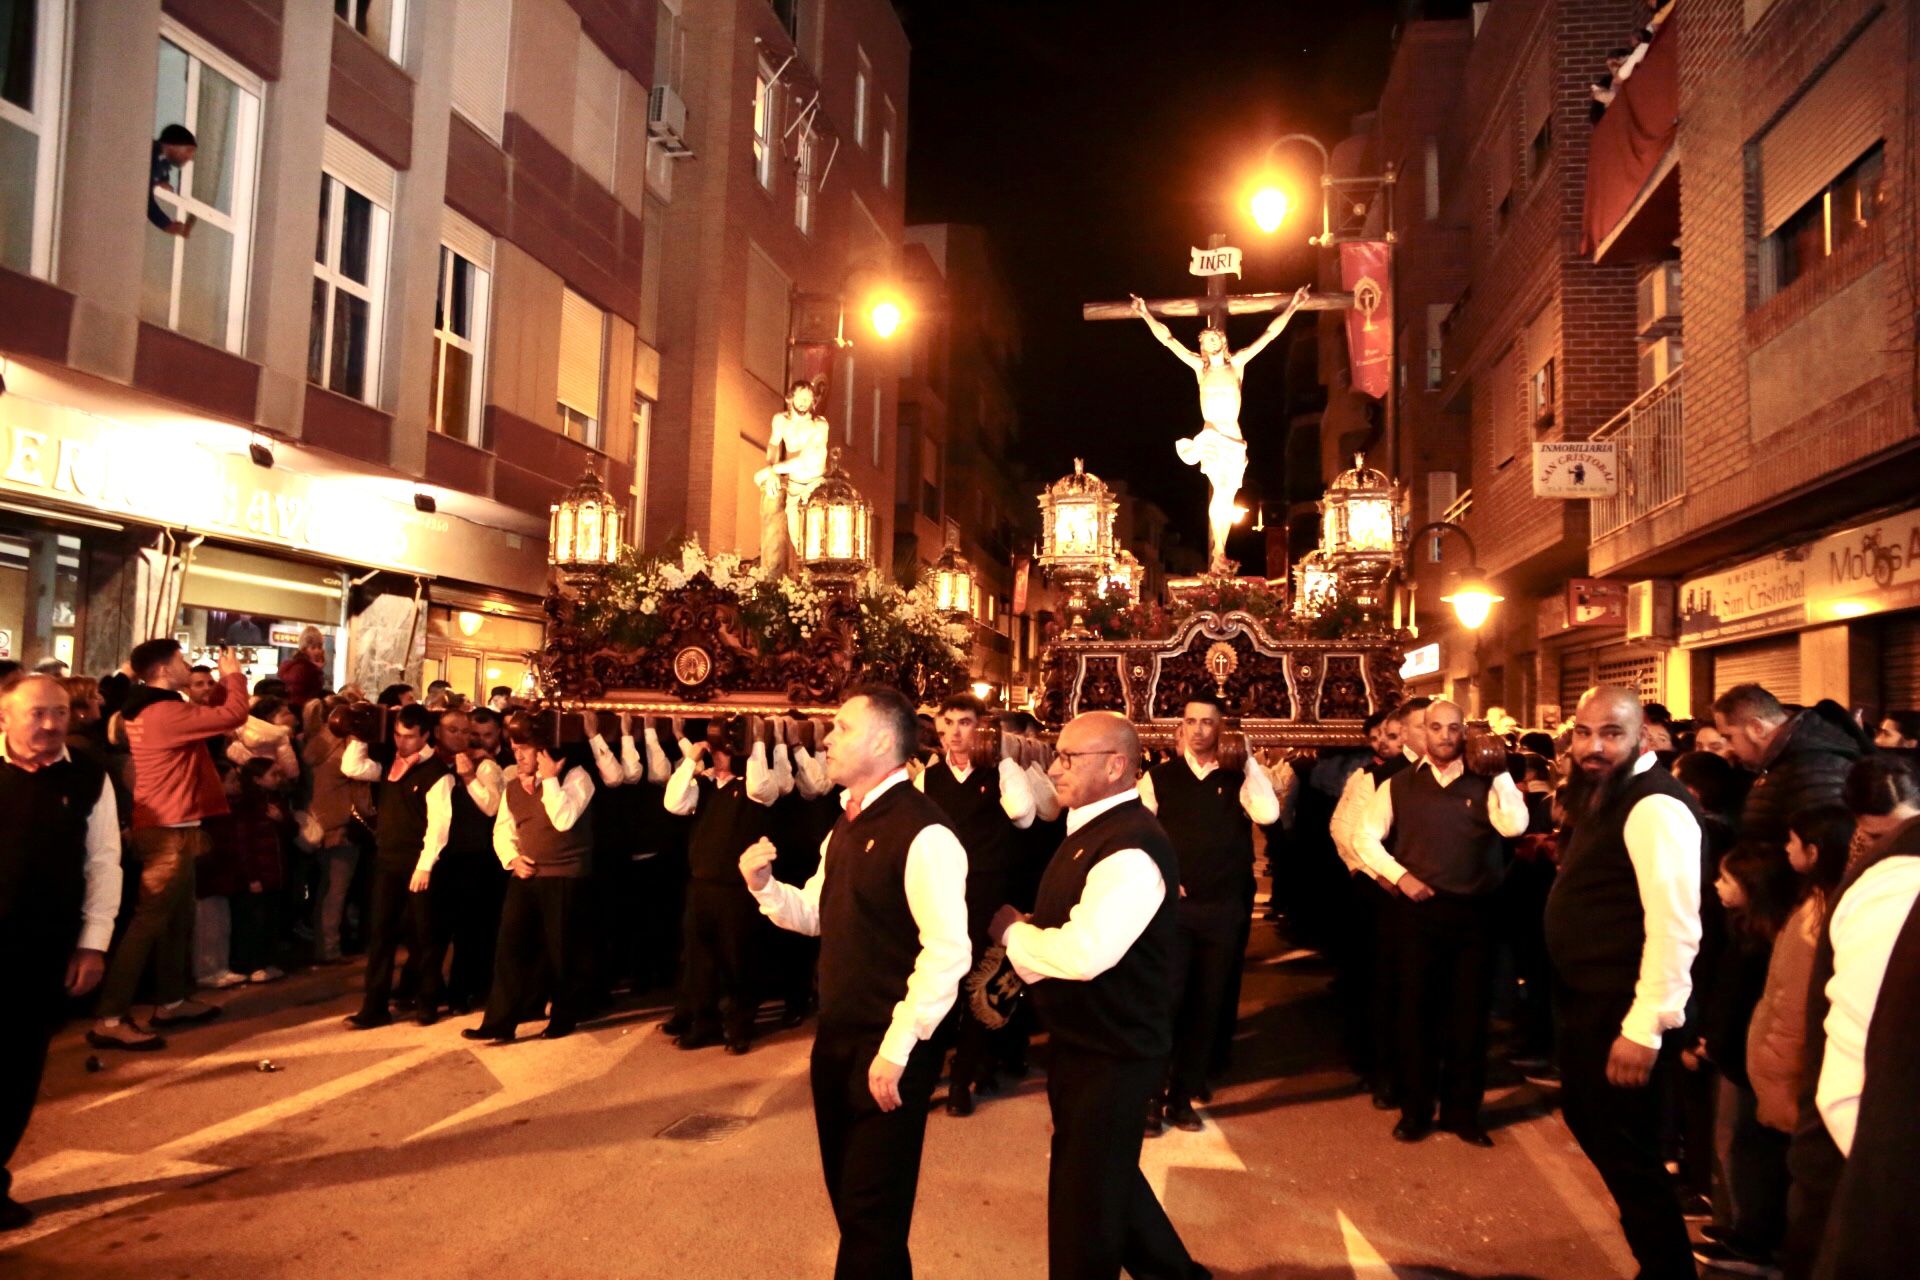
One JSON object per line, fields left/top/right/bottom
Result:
{"left": 990, "top": 711, "right": 1209, "bottom": 1280}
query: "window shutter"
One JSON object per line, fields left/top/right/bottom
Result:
{"left": 1489, "top": 344, "right": 1519, "bottom": 462}
{"left": 558, "top": 288, "right": 605, "bottom": 417}
{"left": 1758, "top": 24, "right": 1885, "bottom": 234}
{"left": 1712, "top": 636, "right": 1801, "bottom": 703}
{"left": 743, "top": 243, "right": 790, "bottom": 392}
{"left": 449, "top": 0, "right": 511, "bottom": 140}
{"left": 440, "top": 205, "right": 493, "bottom": 270}
{"left": 573, "top": 29, "right": 620, "bottom": 192}
{"left": 1524, "top": 302, "right": 1558, "bottom": 379}
{"left": 323, "top": 127, "right": 394, "bottom": 207}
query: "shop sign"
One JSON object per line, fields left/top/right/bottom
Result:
{"left": 269, "top": 626, "right": 306, "bottom": 647}
{"left": 1400, "top": 642, "right": 1441, "bottom": 679}
{"left": 1807, "top": 507, "right": 1920, "bottom": 623}
{"left": 0, "top": 396, "right": 546, "bottom": 596}
{"left": 1568, "top": 578, "right": 1628, "bottom": 628}
{"left": 1678, "top": 551, "right": 1807, "bottom": 645}
{"left": 1532, "top": 441, "right": 1619, "bottom": 499}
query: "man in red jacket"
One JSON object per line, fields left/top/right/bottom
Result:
{"left": 89, "top": 641, "right": 249, "bottom": 1051}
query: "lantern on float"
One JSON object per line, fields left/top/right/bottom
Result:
{"left": 1037, "top": 459, "right": 1118, "bottom": 638}
{"left": 1292, "top": 549, "right": 1340, "bottom": 619}
{"left": 799, "top": 448, "right": 873, "bottom": 592}
{"left": 930, "top": 535, "right": 976, "bottom": 621}
{"left": 549, "top": 465, "right": 624, "bottom": 590}
{"left": 1320, "top": 454, "right": 1401, "bottom": 615}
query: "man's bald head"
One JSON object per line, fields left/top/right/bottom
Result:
{"left": 1576, "top": 685, "right": 1645, "bottom": 735}
{"left": 0, "top": 672, "right": 71, "bottom": 766}
{"left": 1049, "top": 711, "right": 1140, "bottom": 810}
{"left": 1571, "top": 684, "right": 1647, "bottom": 783}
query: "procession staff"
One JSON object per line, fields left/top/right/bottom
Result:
{"left": 0, "top": 675, "right": 121, "bottom": 1233}
{"left": 740, "top": 686, "right": 970, "bottom": 1280}
{"left": 1545, "top": 687, "right": 1703, "bottom": 1279}
{"left": 914, "top": 692, "right": 1036, "bottom": 1116}
{"left": 991, "top": 711, "right": 1208, "bottom": 1280}
{"left": 1137, "top": 695, "right": 1279, "bottom": 1131}
{"left": 1353, "top": 698, "right": 1529, "bottom": 1146}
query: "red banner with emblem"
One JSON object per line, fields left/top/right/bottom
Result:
{"left": 1340, "top": 241, "right": 1393, "bottom": 399}
{"left": 1012, "top": 556, "right": 1031, "bottom": 616}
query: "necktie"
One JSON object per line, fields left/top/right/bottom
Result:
{"left": 845, "top": 793, "right": 862, "bottom": 823}
{"left": 387, "top": 753, "right": 414, "bottom": 783}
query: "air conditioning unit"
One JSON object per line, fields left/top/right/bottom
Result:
{"left": 647, "top": 85, "right": 691, "bottom": 150}
{"left": 1636, "top": 262, "right": 1682, "bottom": 336}
{"left": 1625, "top": 579, "right": 1676, "bottom": 642}
{"left": 1638, "top": 335, "right": 1683, "bottom": 392}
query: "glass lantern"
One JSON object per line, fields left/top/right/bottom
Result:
{"left": 1320, "top": 453, "right": 1402, "bottom": 615}
{"left": 1038, "top": 459, "right": 1118, "bottom": 638}
{"left": 930, "top": 537, "right": 975, "bottom": 621}
{"left": 800, "top": 448, "right": 873, "bottom": 591}
{"left": 1101, "top": 547, "right": 1145, "bottom": 601}
{"left": 549, "top": 465, "right": 624, "bottom": 590}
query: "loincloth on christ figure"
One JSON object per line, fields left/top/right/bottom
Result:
{"left": 1175, "top": 423, "right": 1248, "bottom": 498}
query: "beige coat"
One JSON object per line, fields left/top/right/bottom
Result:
{"left": 1747, "top": 895, "right": 1822, "bottom": 1133}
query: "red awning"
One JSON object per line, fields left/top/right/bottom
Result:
{"left": 1581, "top": 16, "right": 1679, "bottom": 257}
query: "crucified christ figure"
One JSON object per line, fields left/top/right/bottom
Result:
{"left": 1130, "top": 285, "right": 1310, "bottom": 572}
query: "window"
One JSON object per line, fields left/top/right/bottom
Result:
{"left": 1529, "top": 116, "right": 1552, "bottom": 184}
{"left": 920, "top": 431, "right": 940, "bottom": 520}
{"left": 1424, "top": 303, "right": 1448, "bottom": 390}
{"left": 573, "top": 30, "right": 619, "bottom": 192}
{"left": 449, "top": 0, "right": 510, "bottom": 139}
{"left": 853, "top": 48, "right": 870, "bottom": 148}
{"left": 769, "top": 0, "right": 798, "bottom": 38}
{"left": 335, "top": 0, "right": 406, "bottom": 63}
{"left": 1766, "top": 143, "right": 1886, "bottom": 294}
{"left": 794, "top": 128, "right": 816, "bottom": 233}
{"left": 631, "top": 394, "right": 653, "bottom": 544}
{"left": 1, "top": 0, "right": 65, "bottom": 278}
{"left": 430, "top": 223, "right": 491, "bottom": 444}
{"left": 310, "top": 147, "right": 394, "bottom": 402}
{"left": 1493, "top": 190, "right": 1511, "bottom": 234}
{"left": 143, "top": 29, "right": 262, "bottom": 353}
{"left": 743, "top": 244, "right": 789, "bottom": 391}
{"left": 1422, "top": 137, "right": 1440, "bottom": 222}
{"left": 1529, "top": 358, "right": 1555, "bottom": 424}
{"left": 880, "top": 99, "right": 896, "bottom": 189}
{"left": 558, "top": 288, "right": 606, "bottom": 448}
{"left": 752, "top": 62, "right": 777, "bottom": 190}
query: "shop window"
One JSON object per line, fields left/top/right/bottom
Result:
{"left": 0, "top": 0, "right": 66, "bottom": 278}
{"left": 752, "top": 61, "right": 777, "bottom": 190}
{"left": 0, "top": 525, "right": 86, "bottom": 670}
{"left": 310, "top": 159, "right": 393, "bottom": 403}
{"left": 1765, "top": 143, "right": 1885, "bottom": 295}
{"left": 335, "top": 0, "right": 407, "bottom": 64}
{"left": 142, "top": 27, "right": 262, "bottom": 353}
{"left": 558, "top": 288, "right": 606, "bottom": 448}
{"left": 431, "top": 244, "right": 491, "bottom": 444}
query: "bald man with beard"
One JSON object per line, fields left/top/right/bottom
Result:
{"left": 1545, "top": 686, "right": 1704, "bottom": 1280}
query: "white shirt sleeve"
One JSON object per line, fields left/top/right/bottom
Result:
{"left": 642, "top": 727, "right": 671, "bottom": 785}
{"left": 792, "top": 746, "right": 832, "bottom": 800}
{"left": 339, "top": 738, "right": 381, "bottom": 782}
{"left": 663, "top": 753, "right": 701, "bottom": 815}
{"left": 771, "top": 743, "right": 795, "bottom": 796}
{"left": 878, "top": 822, "right": 974, "bottom": 1066}
{"left": 1239, "top": 757, "right": 1280, "bottom": 826}
{"left": 752, "top": 832, "right": 829, "bottom": 938}
{"left": 1328, "top": 768, "right": 1374, "bottom": 876}
{"left": 998, "top": 757, "right": 1037, "bottom": 829}
{"left": 1136, "top": 770, "right": 1159, "bottom": 814}
{"left": 79, "top": 776, "right": 124, "bottom": 952}
{"left": 1005, "top": 848, "right": 1165, "bottom": 983}
{"left": 619, "top": 733, "right": 645, "bottom": 784}
{"left": 1618, "top": 792, "right": 1703, "bottom": 1048}
{"left": 492, "top": 776, "right": 521, "bottom": 870}
{"left": 416, "top": 774, "right": 454, "bottom": 875}
{"left": 1818, "top": 856, "right": 1920, "bottom": 1155}
{"left": 1027, "top": 762, "right": 1061, "bottom": 822}
{"left": 542, "top": 764, "right": 595, "bottom": 831}
{"left": 744, "top": 742, "right": 780, "bottom": 806}
{"left": 1487, "top": 771, "right": 1531, "bottom": 838}
{"left": 465, "top": 757, "right": 505, "bottom": 817}
{"left": 587, "top": 733, "right": 626, "bottom": 789}
{"left": 1353, "top": 773, "right": 1410, "bottom": 885}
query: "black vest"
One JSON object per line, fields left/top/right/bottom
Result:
{"left": 923, "top": 761, "right": 1015, "bottom": 933}
{"left": 0, "top": 754, "right": 105, "bottom": 939}
{"left": 816, "top": 780, "right": 949, "bottom": 1036}
{"left": 502, "top": 768, "right": 594, "bottom": 877}
{"left": 374, "top": 753, "right": 451, "bottom": 871}
{"left": 1147, "top": 758, "right": 1254, "bottom": 906}
{"left": 687, "top": 774, "right": 775, "bottom": 881}
{"left": 1544, "top": 763, "right": 1703, "bottom": 996}
{"left": 446, "top": 766, "right": 494, "bottom": 858}
{"left": 1366, "top": 753, "right": 1414, "bottom": 786}
{"left": 1386, "top": 764, "right": 1505, "bottom": 896}
{"left": 1028, "top": 797, "right": 1180, "bottom": 1061}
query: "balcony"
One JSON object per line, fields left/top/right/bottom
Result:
{"left": 1581, "top": 14, "right": 1679, "bottom": 264}
{"left": 1589, "top": 368, "right": 1684, "bottom": 541}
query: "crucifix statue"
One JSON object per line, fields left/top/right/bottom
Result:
{"left": 1085, "top": 235, "right": 1347, "bottom": 575}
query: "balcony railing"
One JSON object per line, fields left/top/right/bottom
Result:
{"left": 1589, "top": 367, "right": 1684, "bottom": 541}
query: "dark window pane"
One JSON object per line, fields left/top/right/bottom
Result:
{"left": 330, "top": 291, "right": 369, "bottom": 398}
{"left": 338, "top": 187, "right": 373, "bottom": 283}
{"left": 449, "top": 256, "right": 472, "bottom": 337}
{"left": 315, "top": 178, "right": 331, "bottom": 264}
{"left": 308, "top": 278, "right": 329, "bottom": 384}
{"left": 1, "top": 0, "right": 35, "bottom": 111}
{"left": 433, "top": 246, "right": 448, "bottom": 331}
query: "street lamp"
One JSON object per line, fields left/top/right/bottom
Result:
{"left": 799, "top": 448, "right": 872, "bottom": 594}
{"left": 1248, "top": 133, "right": 1397, "bottom": 248}
{"left": 549, "top": 464, "right": 624, "bottom": 590}
{"left": 786, "top": 264, "right": 910, "bottom": 393}
{"left": 1320, "top": 454, "right": 1401, "bottom": 615}
{"left": 1409, "top": 520, "right": 1504, "bottom": 630}
{"left": 1037, "top": 458, "right": 1118, "bottom": 640}
{"left": 929, "top": 534, "right": 975, "bottom": 621}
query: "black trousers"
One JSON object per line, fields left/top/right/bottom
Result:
{"left": 420, "top": 849, "right": 505, "bottom": 1010}
{"left": 1169, "top": 902, "right": 1245, "bottom": 1102}
{"left": 1392, "top": 890, "right": 1497, "bottom": 1126}
{"left": 678, "top": 878, "right": 762, "bottom": 1041}
{"left": 1555, "top": 987, "right": 1695, "bottom": 1280}
{"left": 359, "top": 865, "right": 428, "bottom": 1020}
{"left": 810, "top": 1026, "right": 942, "bottom": 1280}
{"left": 1, "top": 921, "right": 71, "bottom": 1202}
{"left": 1047, "top": 1046, "right": 1197, "bottom": 1280}
{"left": 480, "top": 875, "right": 589, "bottom": 1033}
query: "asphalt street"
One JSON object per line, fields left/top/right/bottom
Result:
{"left": 4, "top": 926, "right": 1640, "bottom": 1279}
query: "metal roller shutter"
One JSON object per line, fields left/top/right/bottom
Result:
{"left": 1879, "top": 614, "right": 1920, "bottom": 712}
{"left": 1712, "top": 635, "right": 1801, "bottom": 704}
{"left": 1560, "top": 644, "right": 1661, "bottom": 714}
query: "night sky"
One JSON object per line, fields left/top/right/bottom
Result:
{"left": 899, "top": 0, "right": 1414, "bottom": 568}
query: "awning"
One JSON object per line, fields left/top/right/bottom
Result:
{"left": 1582, "top": 16, "right": 1679, "bottom": 259}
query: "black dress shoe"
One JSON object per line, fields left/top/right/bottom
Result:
{"left": 540, "top": 1021, "right": 576, "bottom": 1041}
{"left": 460, "top": 1026, "right": 514, "bottom": 1044}
{"left": 1444, "top": 1124, "right": 1494, "bottom": 1148}
{"left": 1370, "top": 1090, "right": 1397, "bottom": 1111}
{"left": 946, "top": 1085, "right": 975, "bottom": 1117}
{"left": 447, "top": 998, "right": 472, "bottom": 1017}
{"left": 342, "top": 1012, "right": 392, "bottom": 1031}
{"left": 1391, "top": 1118, "right": 1433, "bottom": 1143}
{"left": 0, "top": 1193, "right": 33, "bottom": 1232}
{"left": 660, "top": 1013, "right": 692, "bottom": 1037}
{"left": 723, "top": 1037, "right": 751, "bottom": 1056}
{"left": 416, "top": 1008, "right": 440, "bottom": 1027}
{"left": 1164, "top": 1098, "right": 1204, "bottom": 1132}
{"left": 676, "top": 1027, "right": 721, "bottom": 1050}
{"left": 1193, "top": 1084, "right": 1213, "bottom": 1104}
{"left": 777, "top": 1006, "right": 807, "bottom": 1029}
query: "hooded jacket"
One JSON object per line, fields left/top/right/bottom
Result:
{"left": 1735, "top": 701, "right": 1869, "bottom": 860}
{"left": 122, "top": 672, "right": 250, "bottom": 829}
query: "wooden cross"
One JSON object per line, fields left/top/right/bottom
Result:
{"left": 1082, "top": 232, "right": 1353, "bottom": 326}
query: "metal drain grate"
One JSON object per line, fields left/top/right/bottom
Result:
{"left": 657, "top": 1113, "right": 751, "bottom": 1143}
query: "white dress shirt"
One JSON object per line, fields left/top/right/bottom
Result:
{"left": 1027, "top": 762, "right": 1062, "bottom": 822}
{"left": 587, "top": 732, "right": 642, "bottom": 788}
{"left": 1351, "top": 755, "right": 1530, "bottom": 885}
{"left": 770, "top": 742, "right": 796, "bottom": 797}
{"left": 1617, "top": 752, "right": 1704, "bottom": 1048}
{"left": 339, "top": 740, "right": 454, "bottom": 874}
{"left": 913, "top": 753, "right": 1037, "bottom": 828}
{"left": 751, "top": 768, "right": 972, "bottom": 1066}
{"left": 663, "top": 740, "right": 781, "bottom": 814}
{"left": 1329, "top": 761, "right": 1384, "bottom": 878}
{"left": 457, "top": 755, "right": 507, "bottom": 818}
{"left": 491, "top": 762, "right": 598, "bottom": 870}
{"left": 6, "top": 743, "right": 124, "bottom": 952}
{"left": 1004, "top": 787, "right": 1166, "bottom": 985}
{"left": 792, "top": 745, "right": 834, "bottom": 800}
{"left": 1136, "top": 749, "right": 1281, "bottom": 826}
{"left": 1818, "top": 853, "right": 1920, "bottom": 1155}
